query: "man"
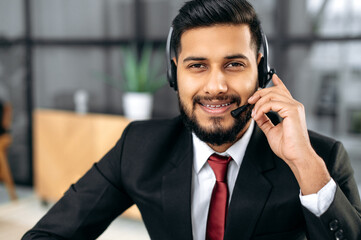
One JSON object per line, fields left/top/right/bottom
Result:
{"left": 23, "top": 0, "right": 361, "bottom": 239}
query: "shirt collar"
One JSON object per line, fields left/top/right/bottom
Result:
{"left": 192, "top": 120, "right": 255, "bottom": 174}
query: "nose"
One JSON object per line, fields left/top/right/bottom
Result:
{"left": 203, "top": 69, "right": 228, "bottom": 95}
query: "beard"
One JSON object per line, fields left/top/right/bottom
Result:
{"left": 178, "top": 94, "right": 253, "bottom": 146}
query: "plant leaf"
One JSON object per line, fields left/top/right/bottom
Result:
{"left": 123, "top": 46, "right": 138, "bottom": 91}
{"left": 139, "top": 44, "right": 152, "bottom": 92}
{"left": 120, "top": 44, "right": 166, "bottom": 93}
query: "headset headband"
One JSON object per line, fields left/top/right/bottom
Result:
{"left": 166, "top": 27, "right": 174, "bottom": 87}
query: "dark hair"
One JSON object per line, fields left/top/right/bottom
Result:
{"left": 171, "top": 0, "right": 262, "bottom": 58}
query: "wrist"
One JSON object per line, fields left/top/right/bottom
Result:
{"left": 287, "top": 151, "right": 331, "bottom": 195}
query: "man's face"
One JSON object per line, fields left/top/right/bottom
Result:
{"left": 176, "top": 24, "right": 260, "bottom": 146}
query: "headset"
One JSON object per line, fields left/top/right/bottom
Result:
{"left": 166, "top": 25, "right": 275, "bottom": 118}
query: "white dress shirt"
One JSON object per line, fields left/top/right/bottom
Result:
{"left": 190, "top": 120, "right": 336, "bottom": 240}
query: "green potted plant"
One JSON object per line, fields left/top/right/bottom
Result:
{"left": 104, "top": 44, "right": 166, "bottom": 120}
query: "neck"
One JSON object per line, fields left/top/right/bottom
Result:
{"left": 207, "top": 120, "right": 252, "bottom": 153}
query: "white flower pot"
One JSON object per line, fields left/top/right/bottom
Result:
{"left": 122, "top": 92, "right": 153, "bottom": 120}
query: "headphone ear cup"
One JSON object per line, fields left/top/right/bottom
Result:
{"left": 168, "top": 60, "right": 178, "bottom": 91}
{"left": 258, "top": 57, "right": 266, "bottom": 88}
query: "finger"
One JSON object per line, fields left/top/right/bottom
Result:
{"left": 253, "top": 111, "right": 274, "bottom": 135}
{"left": 272, "top": 74, "right": 282, "bottom": 86}
{"left": 272, "top": 74, "right": 291, "bottom": 94}
{"left": 249, "top": 74, "right": 290, "bottom": 103}
{"left": 252, "top": 100, "right": 295, "bottom": 120}
{"left": 252, "top": 91, "right": 295, "bottom": 112}
{"left": 248, "top": 87, "right": 292, "bottom": 105}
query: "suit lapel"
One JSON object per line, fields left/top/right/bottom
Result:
{"left": 225, "top": 126, "right": 276, "bottom": 240}
{"left": 162, "top": 128, "right": 194, "bottom": 240}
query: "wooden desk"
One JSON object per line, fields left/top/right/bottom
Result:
{"left": 33, "top": 109, "right": 140, "bottom": 219}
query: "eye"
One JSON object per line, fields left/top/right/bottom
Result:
{"left": 226, "top": 62, "right": 245, "bottom": 69}
{"left": 187, "top": 63, "right": 207, "bottom": 72}
{"left": 189, "top": 63, "right": 206, "bottom": 69}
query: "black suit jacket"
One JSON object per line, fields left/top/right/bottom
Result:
{"left": 23, "top": 116, "right": 361, "bottom": 240}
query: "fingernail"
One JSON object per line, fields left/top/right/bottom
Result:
{"left": 251, "top": 108, "right": 255, "bottom": 117}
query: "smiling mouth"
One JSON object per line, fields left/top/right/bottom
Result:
{"left": 198, "top": 102, "right": 235, "bottom": 115}
{"left": 193, "top": 95, "right": 241, "bottom": 115}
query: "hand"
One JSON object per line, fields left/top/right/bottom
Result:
{"left": 248, "top": 74, "right": 310, "bottom": 163}
{"left": 248, "top": 74, "right": 330, "bottom": 194}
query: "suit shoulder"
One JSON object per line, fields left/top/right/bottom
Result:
{"left": 308, "top": 130, "right": 338, "bottom": 148}
{"left": 124, "top": 116, "right": 185, "bottom": 138}
{"left": 308, "top": 130, "right": 340, "bottom": 155}
{"left": 308, "top": 130, "right": 347, "bottom": 166}
{"left": 128, "top": 116, "right": 182, "bottom": 130}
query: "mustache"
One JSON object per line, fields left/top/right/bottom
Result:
{"left": 193, "top": 95, "right": 242, "bottom": 106}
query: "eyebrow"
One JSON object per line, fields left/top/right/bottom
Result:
{"left": 183, "top": 56, "right": 207, "bottom": 63}
{"left": 225, "top": 54, "right": 249, "bottom": 60}
{"left": 182, "top": 54, "right": 249, "bottom": 63}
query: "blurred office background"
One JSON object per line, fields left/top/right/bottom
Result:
{"left": 0, "top": 0, "right": 360, "bottom": 239}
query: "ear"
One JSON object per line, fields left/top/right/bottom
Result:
{"left": 170, "top": 57, "right": 178, "bottom": 91}
{"left": 172, "top": 57, "right": 178, "bottom": 66}
{"left": 257, "top": 53, "right": 263, "bottom": 65}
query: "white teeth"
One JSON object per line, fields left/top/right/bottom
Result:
{"left": 204, "top": 103, "right": 230, "bottom": 108}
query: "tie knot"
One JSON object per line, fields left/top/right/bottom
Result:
{"left": 208, "top": 153, "right": 232, "bottom": 182}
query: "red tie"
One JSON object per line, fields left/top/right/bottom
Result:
{"left": 206, "top": 153, "right": 232, "bottom": 240}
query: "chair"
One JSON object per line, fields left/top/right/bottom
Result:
{"left": 0, "top": 103, "right": 17, "bottom": 200}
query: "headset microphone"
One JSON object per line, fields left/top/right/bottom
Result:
{"left": 230, "top": 103, "right": 251, "bottom": 118}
